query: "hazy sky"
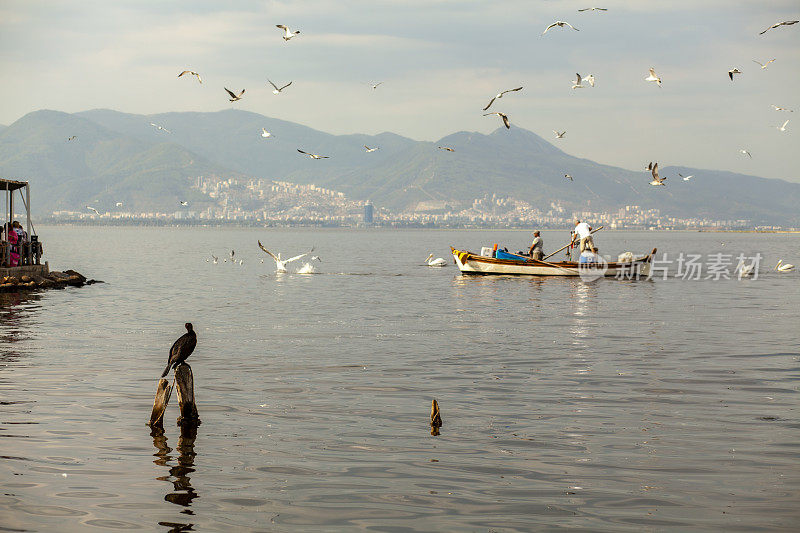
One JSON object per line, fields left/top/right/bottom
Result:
{"left": 1, "top": 0, "right": 799, "bottom": 181}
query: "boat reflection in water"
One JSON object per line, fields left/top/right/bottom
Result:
{"left": 151, "top": 424, "right": 199, "bottom": 532}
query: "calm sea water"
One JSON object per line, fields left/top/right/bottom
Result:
{"left": 1, "top": 227, "right": 798, "bottom": 532}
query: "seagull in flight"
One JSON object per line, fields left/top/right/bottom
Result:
{"left": 258, "top": 240, "right": 312, "bottom": 272}
{"left": 268, "top": 80, "right": 292, "bottom": 94}
{"left": 225, "top": 88, "right": 245, "bottom": 102}
{"left": 739, "top": 149, "right": 752, "bottom": 158}
{"left": 679, "top": 173, "right": 694, "bottom": 181}
{"left": 645, "top": 68, "right": 662, "bottom": 87}
{"left": 86, "top": 206, "right": 100, "bottom": 215}
{"left": 554, "top": 131, "right": 566, "bottom": 139}
{"left": 177, "top": 70, "right": 202, "bottom": 84}
{"left": 370, "top": 82, "right": 383, "bottom": 89}
{"left": 648, "top": 162, "right": 666, "bottom": 186}
{"left": 728, "top": 68, "right": 742, "bottom": 81}
{"left": 584, "top": 74, "right": 595, "bottom": 87}
{"left": 150, "top": 122, "right": 171, "bottom": 133}
{"left": 297, "top": 149, "right": 329, "bottom": 159}
{"left": 67, "top": 135, "right": 76, "bottom": 141}
{"left": 483, "top": 112, "right": 510, "bottom": 129}
{"left": 772, "top": 105, "right": 793, "bottom": 112}
{"left": 564, "top": 174, "right": 573, "bottom": 181}
{"left": 482, "top": 87, "right": 523, "bottom": 111}
{"left": 759, "top": 20, "right": 798, "bottom": 35}
{"left": 572, "top": 73, "right": 586, "bottom": 89}
{"left": 776, "top": 119, "right": 789, "bottom": 132}
{"left": 364, "top": 145, "right": 379, "bottom": 152}
{"left": 180, "top": 201, "right": 189, "bottom": 206}
{"left": 578, "top": 7, "right": 607, "bottom": 11}
{"left": 276, "top": 24, "right": 300, "bottom": 41}
{"left": 438, "top": 146, "right": 455, "bottom": 152}
{"left": 542, "top": 21, "right": 579, "bottom": 35}
{"left": 261, "top": 128, "right": 272, "bottom": 138}
{"left": 753, "top": 58, "right": 776, "bottom": 69}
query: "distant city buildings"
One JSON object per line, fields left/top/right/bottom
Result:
{"left": 45, "top": 174, "right": 791, "bottom": 231}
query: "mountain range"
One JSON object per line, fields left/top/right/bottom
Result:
{"left": 1, "top": 108, "right": 798, "bottom": 225}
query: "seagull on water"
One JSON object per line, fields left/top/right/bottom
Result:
{"left": 578, "top": 7, "right": 607, "bottom": 11}
{"left": 261, "top": 128, "right": 272, "bottom": 138}
{"left": 268, "top": 79, "right": 292, "bottom": 94}
{"left": 775, "top": 260, "right": 795, "bottom": 272}
{"left": 482, "top": 87, "right": 523, "bottom": 111}
{"left": 258, "top": 240, "right": 312, "bottom": 272}
{"left": 86, "top": 206, "right": 100, "bottom": 215}
{"left": 554, "top": 131, "right": 566, "bottom": 139}
{"left": 177, "top": 70, "right": 202, "bottom": 83}
{"left": 67, "top": 135, "right": 76, "bottom": 141}
{"left": 759, "top": 20, "right": 798, "bottom": 35}
{"left": 679, "top": 173, "right": 694, "bottom": 181}
{"left": 297, "top": 149, "right": 329, "bottom": 159}
{"left": 483, "top": 112, "right": 511, "bottom": 129}
{"left": 645, "top": 68, "right": 662, "bottom": 87}
{"left": 740, "top": 149, "right": 752, "bottom": 158}
{"left": 572, "top": 73, "right": 586, "bottom": 89}
{"left": 776, "top": 120, "right": 789, "bottom": 132}
{"left": 565, "top": 174, "right": 573, "bottom": 181}
{"left": 115, "top": 201, "right": 124, "bottom": 206}
{"left": 438, "top": 146, "right": 455, "bottom": 152}
{"left": 225, "top": 88, "right": 245, "bottom": 102}
{"left": 364, "top": 145, "right": 379, "bottom": 152}
{"left": 276, "top": 24, "right": 300, "bottom": 41}
{"left": 772, "top": 105, "right": 793, "bottom": 112}
{"left": 150, "top": 122, "right": 171, "bottom": 133}
{"left": 648, "top": 162, "right": 666, "bottom": 186}
{"left": 753, "top": 58, "right": 776, "bottom": 69}
{"left": 543, "top": 21, "right": 579, "bottom": 35}
{"left": 728, "top": 68, "right": 742, "bottom": 81}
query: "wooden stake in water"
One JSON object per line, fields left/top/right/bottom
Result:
{"left": 175, "top": 363, "right": 200, "bottom": 426}
{"left": 148, "top": 378, "right": 173, "bottom": 428}
{"left": 430, "top": 399, "right": 442, "bottom": 436}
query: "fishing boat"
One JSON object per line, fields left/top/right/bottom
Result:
{"left": 450, "top": 246, "right": 657, "bottom": 278}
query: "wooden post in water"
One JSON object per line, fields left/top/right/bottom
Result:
{"left": 430, "top": 399, "right": 442, "bottom": 436}
{"left": 147, "top": 378, "right": 173, "bottom": 428}
{"left": 175, "top": 363, "right": 200, "bottom": 426}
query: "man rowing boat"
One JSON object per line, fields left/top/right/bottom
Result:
{"left": 572, "top": 219, "right": 597, "bottom": 254}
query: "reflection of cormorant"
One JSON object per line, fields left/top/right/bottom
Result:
{"left": 161, "top": 323, "right": 197, "bottom": 377}
{"left": 151, "top": 425, "right": 199, "bottom": 531}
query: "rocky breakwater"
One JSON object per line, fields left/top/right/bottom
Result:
{"left": 0, "top": 269, "right": 102, "bottom": 292}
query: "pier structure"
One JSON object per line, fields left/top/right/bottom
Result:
{"left": 2, "top": 178, "right": 42, "bottom": 268}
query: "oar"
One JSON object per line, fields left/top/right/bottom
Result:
{"left": 543, "top": 225, "right": 604, "bottom": 261}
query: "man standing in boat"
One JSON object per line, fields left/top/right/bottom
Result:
{"left": 572, "top": 219, "right": 596, "bottom": 254}
{"left": 528, "top": 231, "right": 544, "bottom": 260}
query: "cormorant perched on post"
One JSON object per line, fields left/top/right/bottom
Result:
{"left": 161, "top": 323, "right": 197, "bottom": 377}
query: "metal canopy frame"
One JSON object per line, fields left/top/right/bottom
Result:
{"left": 1, "top": 178, "right": 33, "bottom": 266}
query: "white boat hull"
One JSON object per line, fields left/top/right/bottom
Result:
{"left": 451, "top": 248, "right": 655, "bottom": 278}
